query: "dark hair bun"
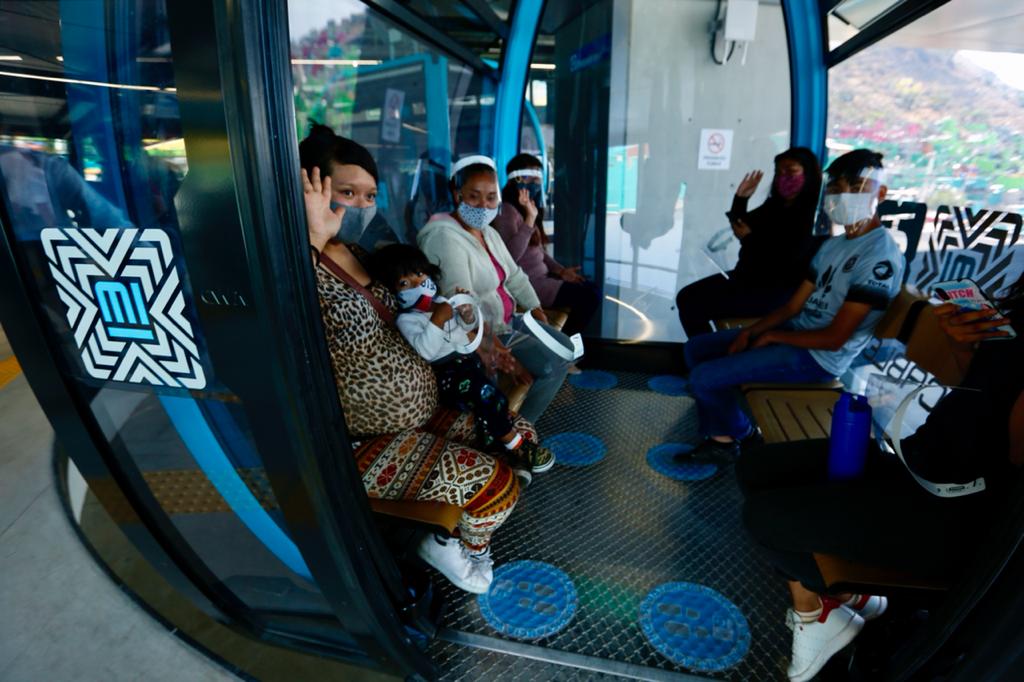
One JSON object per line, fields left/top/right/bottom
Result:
{"left": 298, "top": 122, "right": 379, "bottom": 183}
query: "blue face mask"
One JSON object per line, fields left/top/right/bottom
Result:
{"left": 330, "top": 202, "right": 377, "bottom": 243}
{"left": 457, "top": 202, "right": 500, "bottom": 229}
{"left": 516, "top": 181, "right": 543, "bottom": 206}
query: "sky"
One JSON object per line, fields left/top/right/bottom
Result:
{"left": 957, "top": 50, "right": 1024, "bottom": 92}
{"left": 287, "top": 0, "right": 368, "bottom": 42}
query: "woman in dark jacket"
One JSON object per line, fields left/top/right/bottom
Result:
{"left": 675, "top": 146, "right": 822, "bottom": 340}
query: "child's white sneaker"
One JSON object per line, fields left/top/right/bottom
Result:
{"left": 787, "top": 597, "right": 864, "bottom": 682}
{"left": 417, "top": 534, "right": 493, "bottom": 594}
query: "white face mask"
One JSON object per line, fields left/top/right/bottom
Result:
{"left": 396, "top": 276, "right": 437, "bottom": 310}
{"left": 822, "top": 192, "right": 878, "bottom": 235}
{"left": 457, "top": 201, "right": 500, "bottom": 229}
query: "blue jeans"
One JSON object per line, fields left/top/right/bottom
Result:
{"left": 685, "top": 328, "right": 835, "bottom": 439}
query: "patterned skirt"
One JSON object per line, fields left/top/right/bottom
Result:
{"left": 354, "top": 408, "right": 535, "bottom": 548}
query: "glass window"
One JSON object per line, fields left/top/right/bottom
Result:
{"left": 828, "top": 0, "right": 1024, "bottom": 420}
{"left": 403, "top": 0, "right": 506, "bottom": 61}
{"left": 555, "top": 0, "right": 792, "bottom": 343}
{"left": 0, "top": 0, "right": 339, "bottom": 624}
{"left": 827, "top": 0, "right": 1024, "bottom": 298}
{"left": 289, "top": 2, "right": 497, "bottom": 245}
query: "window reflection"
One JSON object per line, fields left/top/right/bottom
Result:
{"left": 289, "top": 2, "right": 497, "bottom": 246}
{"left": 524, "top": 0, "right": 792, "bottom": 342}
{"left": 0, "top": 0, "right": 331, "bottom": 619}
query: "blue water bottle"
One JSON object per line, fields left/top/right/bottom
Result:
{"left": 828, "top": 392, "right": 872, "bottom": 480}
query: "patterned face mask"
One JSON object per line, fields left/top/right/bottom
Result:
{"left": 396, "top": 276, "right": 437, "bottom": 311}
{"left": 457, "top": 201, "right": 500, "bottom": 229}
{"left": 774, "top": 174, "right": 805, "bottom": 200}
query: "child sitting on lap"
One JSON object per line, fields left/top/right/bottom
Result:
{"left": 369, "top": 244, "right": 554, "bottom": 483}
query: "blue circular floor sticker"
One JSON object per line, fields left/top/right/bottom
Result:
{"left": 569, "top": 370, "right": 618, "bottom": 390}
{"left": 542, "top": 432, "right": 607, "bottom": 467}
{"left": 639, "top": 583, "right": 751, "bottom": 672}
{"left": 646, "top": 443, "right": 717, "bottom": 481}
{"left": 648, "top": 375, "right": 690, "bottom": 396}
{"left": 478, "top": 561, "right": 578, "bottom": 640}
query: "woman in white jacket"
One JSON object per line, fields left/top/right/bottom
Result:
{"left": 418, "top": 155, "right": 571, "bottom": 423}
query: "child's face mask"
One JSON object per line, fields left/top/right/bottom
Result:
{"left": 397, "top": 276, "right": 437, "bottom": 311}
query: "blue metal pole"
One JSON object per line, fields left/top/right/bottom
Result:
{"left": 524, "top": 98, "right": 548, "bottom": 193}
{"left": 423, "top": 54, "right": 452, "bottom": 174}
{"left": 493, "top": 0, "right": 545, "bottom": 185}
{"left": 782, "top": 0, "right": 828, "bottom": 162}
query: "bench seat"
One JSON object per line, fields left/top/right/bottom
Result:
{"left": 746, "top": 388, "right": 842, "bottom": 444}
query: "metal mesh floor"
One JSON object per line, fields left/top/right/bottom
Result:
{"left": 428, "top": 371, "right": 792, "bottom": 681}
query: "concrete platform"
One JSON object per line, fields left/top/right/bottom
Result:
{"left": 0, "top": 325, "right": 235, "bottom": 682}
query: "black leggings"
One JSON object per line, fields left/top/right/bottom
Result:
{"left": 551, "top": 279, "right": 602, "bottom": 337}
{"left": 434, "top": 354, "right": 514, "bottom": 447}
{"left": 675, "top": 273, "right": 794, "bottom": 339}
{"left": 738, "top": 440, "right": 994, "bottom": 593}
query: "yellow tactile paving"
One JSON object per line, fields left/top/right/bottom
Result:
{"left": 0, "top": 355, "right": 21, "bottom": 389}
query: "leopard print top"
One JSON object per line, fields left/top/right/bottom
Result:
{"left": 315, "top": 249, "right": 438, "bottom": 437}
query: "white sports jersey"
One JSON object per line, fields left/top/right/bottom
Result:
{"left": 791, "top": 227, "right": 904, "bottom": 376}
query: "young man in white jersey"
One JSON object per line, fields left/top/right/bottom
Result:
{"left": 680, "top": 149, "right": 904, "bottom": 464}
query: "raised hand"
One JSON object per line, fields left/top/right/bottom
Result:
{"left": 302, "top": 167, "right": 344, "bottom": 253}
{"left": 731, "top": 218, "right": 753, "bottom": 241}
{"left": 736, "top": 170, "right": 764, "bottom": 198}
{"left": 518, "top": 187, "right": 538, "bottom": 225}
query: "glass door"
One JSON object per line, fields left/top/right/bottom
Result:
{"left": 0, "top": 0, "right": 432, "bottom": 677}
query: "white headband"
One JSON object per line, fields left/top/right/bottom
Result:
{"left": 508, "top": 169, "right": 543, "bottom": 180}
{"left": 450, "top": 155, "right": 496, "bottom": 179}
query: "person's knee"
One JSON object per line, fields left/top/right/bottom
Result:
{"left": 687, "top": 361, "right": 726, "bottom": 395}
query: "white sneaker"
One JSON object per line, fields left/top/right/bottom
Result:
{"left": 846, "top": 594, "right": 888, "bottom": 621}
{"left": 467, "top": 546, "right": 494, "bottom": 585}
{"left": 787, "top": 598, "right": 864, "bottom": 682}
{"left": 416, "top": 534, "right": 493, "bottom": 594}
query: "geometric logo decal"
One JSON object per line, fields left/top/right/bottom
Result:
{"left": 40, "top": 227, "right": 207, "bottom": 389}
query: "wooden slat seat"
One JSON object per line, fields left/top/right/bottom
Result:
{"left": 499, "top": 374, "right": 530, "bottom": 415}
{"left": 744, "top": 286, "right": 967, "bottom": 594}
{"left": 543, "top": 307, "right": 569, "bottom": 331}
{"left": 746, "top": 388, "right": 841, "bottom": 444}
{"left": 741, "top": 378, "right": 843, "bottom": 393}
{"left": 369, "top": 499, "right": 461, "bottom": 534}
{"left": 814, "top": 553, "right": 950, "bottom": 592}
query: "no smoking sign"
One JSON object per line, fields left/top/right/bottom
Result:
{"left": 698, "top": 128, "right": 734, "bottom": 170}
